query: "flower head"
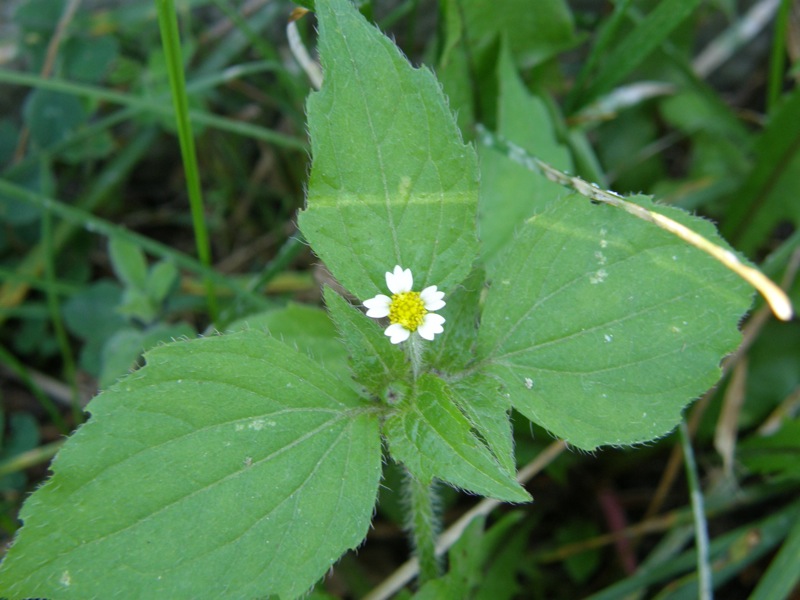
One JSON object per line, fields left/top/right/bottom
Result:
{"left": 363, "top": 266, "right": 446, "bottom": 344}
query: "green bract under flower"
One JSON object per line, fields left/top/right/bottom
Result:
{"left": 363, "top": 266, "right": 446, "bottom": 344}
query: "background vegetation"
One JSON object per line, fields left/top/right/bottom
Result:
{"left": 0, "top": 0, "right": 798, "bottom": 597}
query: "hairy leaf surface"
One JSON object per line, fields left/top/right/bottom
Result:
{"left": 478, "top": 197, "right": 752, "bottom": 450}
{"left": 299, "top": 0, "right": 479, "bottom": 301}
{"left": 0, "top": 331, "right": 381, "bottom": 599}
{"left": 384, "top": 374, "right": 529, "bottom": 502}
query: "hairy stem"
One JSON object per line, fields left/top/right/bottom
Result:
{"left": 405, "top": 471, "right": 441, "bottom": 585}
{"left": 406, "top": 334, "right": 424, "bottom": 381}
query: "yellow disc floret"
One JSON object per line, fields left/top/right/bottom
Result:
{"left": 388, "top": 291, "right": 427, "bottom": 331}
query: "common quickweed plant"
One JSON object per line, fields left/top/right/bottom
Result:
{"left": 0, "top": 1, "right": 798, "bottom": 599}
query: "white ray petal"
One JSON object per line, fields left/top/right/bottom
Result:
{"left": 420, "top": 285, "right": 445, "bottom": 311}
{"left": 385, "top": 323, "right": 411, "bottom": 344}
{"left": 363, "top": 294, "right": 392, "bottom": 318}
{"left": 387, "top": 265, "right": 413, "bottom": 294}
{"left": 418, "top": 313, "right": 445, "bottom": 340}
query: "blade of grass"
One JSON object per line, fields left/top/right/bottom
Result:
{"left": 536, "top": 480, "right": 796, "bottom": 565}
{"left": 157, "top": 0, "right": 217, "bottom": 323}
{"left": 694, "top": 0, "right": 780, "bottom": 79}
{"left": 749, "top": 512, "right": 800, "bottom": 600}
{"left": 767, "top": 0, "right": 792, "bottom": 112}
{"left": 679, "top": 421, "right": 712, "bottom": 600}
{"left": 41, "top": 208, "right": 82, "bottom": 425}
{"left": 568, "top": 0, "right": 701, "bottom": 112}
{"left": 0, "top": 68, "right": 307, "bottom": 151}
{"left": 0, "top": 305, "right": 51, "bottom": 320}
{"left": 246, "top": 234, "right": 307, "bottom": 294}
{"left": 0, "top": 267, "right": 81, "bottom": 296}
{"left": 210, "top": 0, "right": 297, "bottom": 96}
{"left": 721, "top": 85, "right": 800, "bottom": 253}
{"left": 585, "top": 499, "right": 800, "bottom": 600}
{"left": 566, "top": 0, "right": 635, "bottom": 113}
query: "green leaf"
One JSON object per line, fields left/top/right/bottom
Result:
{"left": 457, "top": 0, "right": 577, "bottom": 68}
{"left": 478, "top": 44, "right": 573, "bottom": 265}
{"left": 0, "top": 331, "right": 382, "bottom": 599}
{"left": 23, "top": 89, "right": 87, "bottom": 150}
{"left": 437, "top": 0, "right": 475, "bottom": 135}
{"left": 116, "top": 287, "right": 157, "bottom": 322}
{"left": 225, "top": 303, "right": 349, "bottom": 377}
{"left": 146, "top": 260, "right": 179, "bottom": 305}
{"left": 428, "top": 266, "right": 484, "bottom": 372}
{"left": 0, "top": 161, "right": 48, "bottom": 226}
{"left": 109, "top": 236, "right": 149, "bottom": 290}
{"left": 61, "top": 129, "right": 116, "bottom": 163}
{"left": 475, "top": 513, "right": 531, "bottom": 600}
{"left": 299, "top": 0, "right": 479, "bottom": 301}
{"left": 98, "top": 322, "right": 195, "bottom": 389}
{"left": 450, "top": 374, "right": 515, "bottom": 476}
{"left": 13, "top": 0, "right": 65, "bottom": 31}
{"left": 62, "top": 280, "right": 126, "bottom": 376}
{"left": 426, "top": 270, "right": 515, "bottom": 474}
{"left": 384, "top": 373, "right": 529, "bottom": 502}
{"left": 323, "top": 286, "right": 409, "bottom": 397}
{"left": 477, "top": 197, "right": 752, "bottom": 450}
{"left": 62, "top": 35, "right": 119, "bottom": 83}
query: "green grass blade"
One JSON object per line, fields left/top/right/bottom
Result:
{"left": 586, "top": 499, "right": 800, "bottom": 600}
{"left": 0, "top": 267, "right": 81, "bottom": 296}
{"left": 566, "top": 0, "right": 635, "bottom": 112}
{"left": 156, "top": 0, "right": 218, "bottom": 322}
{"left": 679, "top": 422, "right": 712, "bottom": 600}
{"left": 767, "top": 0, "right": 792, "bottom": 113}
{"left": 570, "top": 0, "right": 701, "bottom": 111}
{"left": 748, "top": 511, "right": 800, "bottom": 600}
{"left": 0, "top": 68, "right": 306, "bottom": 151}
{"left": 41, "top": 208, "right": 82, "bottom": 424}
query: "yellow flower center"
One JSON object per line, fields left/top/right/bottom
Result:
{"left": 389, "top": 291, "right": 427, "bottom": 331}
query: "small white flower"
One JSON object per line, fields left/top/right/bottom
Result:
{"left": 363, "top": 265, "right": 446, "bottom": 344}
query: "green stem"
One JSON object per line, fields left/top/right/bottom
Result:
{"left": 156, "top": 0, "right": 218, "bottom": 324}
{"left": 679, "top": 421, "right": 712, "bottom": 600}
{"left": 405, "top": 471, "right": 441, "bottom": 585}
{"left": 767, "top": 0, "right": 791, "bottom": 114}
{"left": 407, "top": 334, "right": 424, "bottom": 380}
{"left": 42, "top": 208, "right": 82, "bottom": 424}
